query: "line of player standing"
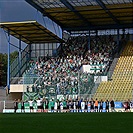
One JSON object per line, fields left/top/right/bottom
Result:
{"left": 13, "top": 98, "right": 118, "bottom": 113}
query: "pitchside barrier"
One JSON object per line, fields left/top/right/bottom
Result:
{"left": 22, "top": 72, "right": 95, "bottom": 101}
{"left": 1, "top": 101, "right": 133, "bottom": 113}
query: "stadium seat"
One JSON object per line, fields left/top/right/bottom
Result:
{"left": 93, "top": 42, "right": 133, "bottom": 101}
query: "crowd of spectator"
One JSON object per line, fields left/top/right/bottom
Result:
{"left": 25, "top": 35, "right": 117, "bottom": 98}
{"left": 28, "top": 55, "right": 94, "bottom": 96}
{"left": 61, "top": 36, "right": 88, "bottom": 57}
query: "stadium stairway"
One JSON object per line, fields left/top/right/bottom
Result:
{"left": 108, "top": 57, "right": 119, "bottom": 79}
{"left": 0, "top": 87, "right": 21, "bottom": 101}
{"left": 0, "top": 89, "right": 8, "bottom": 112}
{"left": 0, "top": 88, "right": 22, "bottom": 112}
{"left": 0, "top": 88, "right": 7, "bottom": 101}
{"left": 93, "top": 41, "right": 133, "bottom": 101}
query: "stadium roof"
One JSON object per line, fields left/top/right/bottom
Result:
{"left": 26, "top": 0, "right": 133, "bottom": 31}
{"left": 0, "top": 21, "right": 64, "bottom": 44}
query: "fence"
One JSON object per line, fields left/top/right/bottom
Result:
{"left": 22, "top": 72, "right": 95, "bottom": 101}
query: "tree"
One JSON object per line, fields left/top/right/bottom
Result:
{"left": 0, "top": 51, "right": 18, "bottom": 86}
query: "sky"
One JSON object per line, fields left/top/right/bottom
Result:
{"left": 0, "top": 0, "right": 61, "bottom": 53}
{"left": 0, "top": 0, "right": 38, "bottom": 53}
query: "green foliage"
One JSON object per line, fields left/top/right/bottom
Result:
{"left": 0, "top": 51, "right": 18, "bottom": 86}
{"left": 0, "top": 53, "right": 7, "bottom": 86}
{"left": 10, "top": 51, "right": 18, "bottom": 63}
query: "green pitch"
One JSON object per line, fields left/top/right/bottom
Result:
{"left": 0, "top": 113, "right": 133, "bottom": 133}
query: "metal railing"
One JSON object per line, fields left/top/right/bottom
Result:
{"left": 10, "top": 45, "right": 30, "bottom": 81}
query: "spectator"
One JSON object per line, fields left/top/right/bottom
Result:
{"left": 110, "top": 99, "right": 115, "bottom": 112}
{"left": 99, "top": 99, "right": 103, "bottom": 112}
{"left": 14, "top": 99, "right": 18, "bottom": 113}
{"left": 28, "top": 99, "right": 34, "bottom": 112}
{"left": 90, "top": 98, "right": 95, "bottom": 112}
{"left": 105, "top": 99, "right": 109, "bottom": 112}
{"left": 94, "top": 98, "right": 99, "bottom": 112}
{"left": 21, "top": 100, "right": 25, "bottom": 113}
{"left": 36, "top": 98, "right": 42, "bottom": 111}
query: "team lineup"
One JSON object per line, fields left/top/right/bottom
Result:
{"left": 13, "top": 98, "right": 132, "bottom": 113}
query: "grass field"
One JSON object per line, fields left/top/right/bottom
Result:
{"left": 0, "top": 112, "right": 133, "bottom": 133}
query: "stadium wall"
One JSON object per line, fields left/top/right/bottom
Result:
{"left": 10, "top": 84, "right": 25, "bottom": 92}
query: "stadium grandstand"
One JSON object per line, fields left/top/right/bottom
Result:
{"left": 0, "top": 0, "right": 133, "bottom": 112}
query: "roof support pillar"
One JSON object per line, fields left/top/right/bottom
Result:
{"left": 29, "top": 44, "right": 31, "bottom": 60}
{"left": 7, "top": 30, "right": 10, "bottom": 93}
{"left": 96, "top": 30, "right": 98, "bottom": 45}
{"left": 117, "top": 29, "right": 121, "bottom": 54}
{"left": 88, "top": 30, "right": 91, "bottom": 50}
{"left": 122, "top": 29, "right": 125, "bottom": 39}
{"left": 117, "top": 29, "right": 120, "bottom": 46}
{"left": 18, "top": 36, "right": 22, "bottom": 76}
